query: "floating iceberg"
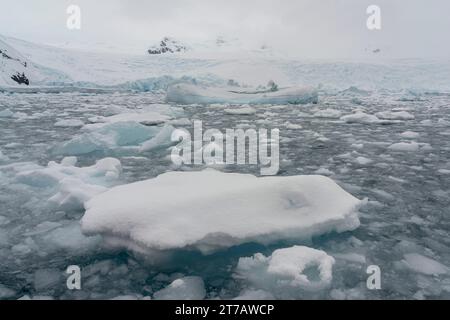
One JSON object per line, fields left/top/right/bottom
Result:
{"left": 340, "top": 112, "right": 380, "bottom": 124}
{"left": 54, "top": 121, "right": 166, "bottom": 155}
{"left": 15, "top": 157, "right": 121, "bottom": 209}
{"left": 313, "top": 109, "right": 342, "bottom": 119}
{"left": 82, "top": 169, "right": 363, "bottom": 255}
{"left": 166, "top": 83, "right": 318, "bottom": 105}
{"left": 224, "top": 106, "right": 257, "bottom": 115}
{"left": 0, "top": 108, "right": 14, "bottom": 118}
{"left": 388, "top": 141, "right": 420, "bottom": 152}
{"left": 235, "top": 246, "right": 335, "bottom": 296}
{"left": 375, "top": 111, "right": 415, "bottom": 120}
{"left": 401, "top": 253, "right": 448, "bottom": 275}
{"left": 153, "top": 276, "right": 206, "bottom": 300}
{"left": 54, "top": 119, "right": 84, "bottom": 128}
{"left": 84, "top": 111, "right": 171, "bottom": 129}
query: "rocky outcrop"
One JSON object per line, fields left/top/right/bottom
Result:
{"left": 147, "top": 37, "right": 187, "bottom": 55}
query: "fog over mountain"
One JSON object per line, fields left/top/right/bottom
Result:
{"left": 0, "top": 0, "right": 449, "bottom": 58}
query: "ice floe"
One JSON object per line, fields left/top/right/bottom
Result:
{"left": 55, "top": 122, "right": 168, "bottom": 155}
{"left": 85, "top": 111, "right": 171, "bottom": 129}
{"left": 375, "top": 111, "right": 414, "bottom": 120}
{"left": 166, "top": 83, "right": 318, "bottom": 105}
{"left": 401, "top": 253, "right": 448, "bottom": 275}
{"left": 82, "top": 169, "right": 363, "bottom": 255}
{"left": 54, "top": 119, "right": 85, "bottom": 128}
{"left": 400, "top": 131, "right": 420, "bottom": 139}
{"left": 340, "top": 112, "right": 380, "bottom": 124}
{"left": 388, "top": 142, "right": 420, "bottom": 152}
{"left": 0, "top": 108, "right": 14, "bottom": 118}
{"left": 235, "top": 246, "right": 335, "bottom": 297}
{"left": 224, "top": 106, "right": 257, "bottom": 115}
{"left": 153, "top": 276, "right": 206, "bottom": 300}
{"left": 313, "top": 109, "right": 342, "bottom": 118}
{"left": 15, "top": 157, "right": 121, "bottom": 209}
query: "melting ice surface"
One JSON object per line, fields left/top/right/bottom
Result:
{"left": 0, "top": 88, "right": 449, "bottom": 300}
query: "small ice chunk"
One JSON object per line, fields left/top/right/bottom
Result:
{"left": 16, "top": 157, "right": 121, "bottom": 209}
{"left": 225, "top": 106, "right": 257, "bottom": 115}
{"left": 34, "top": 269, "right": 62, "bottom": 291}
{"left": 0, "top": 284, "right": 16, "bottom": 299}
{"left": 0, "top": 109, "right": 14, "bottom": 118}
{"left": 333, "top": 253, "right": 366, "bottom": 264}
{"left": 84, "top": 112, "right": 171, "bottom": 128}
{"left": 233, "top": 289, "right": 275, "bottom": 300}
{"left": 313, "top": 109, "right": 342, "bottom": 118}
{"left": 400, "top": 131, "right": 419, "bottom": 139}
{"left": 0, "top": 149, "right": 8, "bottom": 162}
{"left": 355, "top": 156, "right": 372, "bottom": 165}
{"left": 388, "top": 142, "right": 420, "bottom": 152}
{"left": 55, "top": 121, "right": 160, "bottom": 155}
{"left": 139, "top": 125, "right": 175, "bottom": 152}
{"left": 340, "top": 112, "right": 380, "bottom": 124}
{"left": 376, "top": 111, "right": 414, "bottom": 120}
{"left": 402, "top": 253, "right": 448, "bottom": 275}
{"left": 314, "top": 168, "right": 334, "bottom": 176}
{"left": 54, "top": 119, "right": 85, "bottom": 127}
{"left": 284, "top": 122, "right": 303, "bottom": 129}
{"left": 236, "top": 246, "right": 335, "bottom": 295}
{"left": 42, "top": 222, "right": 101, "bottom": 252}
{"left": 153, "top": 276, "right": 206, "bottom": 300}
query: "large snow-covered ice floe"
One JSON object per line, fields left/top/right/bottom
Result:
{"left": 82, "top": 169, "right": 363, "bottom": 255}
{"left": 15, "top": 156, "right": 122, "bottom": 210}
{"left": 166, "top": 83, "right": 318, "bottom": 105}
{"left": 235, "top": 246, "right": 335, "bottom": 296}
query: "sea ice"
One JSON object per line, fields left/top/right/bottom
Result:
{"left": 388, "top": 142, "right": 420, "bottom": 152}
{"left": 153, "top": 276, "right": 206, "bottom": 300}
{"left": 0, "top": 108, "right": 14, "bottom": 118}
{"left": 400, "top": 131, "right": 420, "bottom": 139}
{"left": 0, "top": 284, "right": 16, "bottom": 299}
{"left": 84, "top": 111, "right": 171, "bottom": 129}
{"left": 313, "top": 109, "right": 342, "bottom": 118}
{"left": 233, "top": 289, "right": 275, "bottom": 300}
{"left": 0, "top": 149, "right": 8, "bottom": 162}
{"left": 139, "top": 125, "right": 175, "bottom": 152}
{"left": 55, "top": 121, "right": 163, "bottom": 155}
{"left": 284, "top": 121, "right": 302, "bottom": 129}
{"left": 54, "top": 119, "right": 85, "bottom": 128}
{"left": 224, "top": 106, "right": 257, "bottom": 115}
{"left": 402, "top": 253, "right": 448, "bottom": 275}
{"left": 166, "top": 83, "right": 318, "bottom": 105}
{"left": 235, "top": 246, "right": 336, "bottom": 297}
{"left": 340, "top": 112, "right": 380, "bottom": 124}
{"left": 375, "top": 111, "right": 414, "bottom": 120}
{"left": 82, "top": 169, "right": 363, "bottom": 255}
{"left": 15, "top": 157, "right": 121, "bottom": 209}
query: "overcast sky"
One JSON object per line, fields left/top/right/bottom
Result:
{"left": 0, "top": 0, "right": 449, "bottom": 58}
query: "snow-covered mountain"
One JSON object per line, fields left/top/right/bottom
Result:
{"left": 147, "top": 37, "right": 188, "bottom": 55}
{"left": 0, "top": 36, "right": 72, "bottom": 86}
{"left": 1, "top": 34, "right": 450, "bottom": 92}
{"left": 0, "top": 38, "right": 31, "bottom": 86}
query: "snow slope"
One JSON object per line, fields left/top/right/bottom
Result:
{"left": 0, "top": 37, "right": 70, "bottom": 86}
{"left": 2, "top": 34, "right": 450, "bottom": 91}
